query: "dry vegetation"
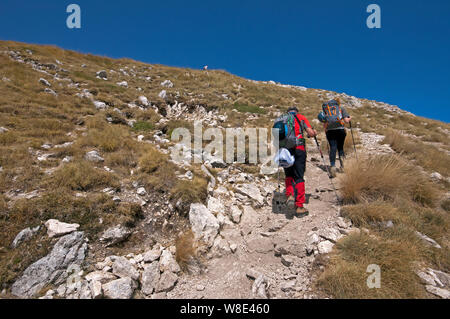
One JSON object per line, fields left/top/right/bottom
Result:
{"left": 316, "top": 154, "right": 449, "bottom": 298}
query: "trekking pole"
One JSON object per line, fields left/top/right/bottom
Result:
{"left": 313, "top": 134, "right": 339, "bottom": 202}
{"left": 349, "top": 121, "right": 358, "bottom": 160}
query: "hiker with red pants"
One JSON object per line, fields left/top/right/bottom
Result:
{"left": 318, "top": 98, "right": 352, "bottom": 177}
{"left": 283, "top": 107, "right": 317, "bottom": 217}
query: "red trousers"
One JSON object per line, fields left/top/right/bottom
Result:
{"left": 285, "top": 177, "right": 306, "bottom": 208}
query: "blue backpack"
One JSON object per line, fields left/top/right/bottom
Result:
{"left": 322, "top": 100, "right": 344, "bottom": 127}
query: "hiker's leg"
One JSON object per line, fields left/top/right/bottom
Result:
{"left": 337, "top": 129, "right": 347, "bottom": 167}
{"left": 293, "top": 149, "right": 307, "bottom": 208}
{"left": 326, "top": 130, "right": 338, "bottom": 167}
{"left": 337, "top": 129, "right": 347, "bottom": 160}
{"left": 284, "top": 166, "right": 295, "bottom": 198}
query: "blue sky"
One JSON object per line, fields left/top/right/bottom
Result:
{"left": 1, "top": 0, "right": 449, "bottom": 122}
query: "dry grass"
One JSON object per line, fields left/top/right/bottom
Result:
{"left": 316, "top": 231, "right": 426, "bottom": 299}
{"left": 383, "top": 130, "right": 450, "bottom": 177}
{"left": 338, "top": 155, "right": 439, "bottom": 206}
{"left": 175, "top": 230, "right": 201, "bottom": 272}
{"left": 50, "top": 161, "right": 119, "bottom": 191}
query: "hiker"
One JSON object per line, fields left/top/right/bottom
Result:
{"left": 318, "top": 98, "right": 352, "bottom": 177}
{"left": 275, "top": 107, "right": 317, "bottom": 217}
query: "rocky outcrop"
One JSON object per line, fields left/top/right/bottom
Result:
{"left": 189, "top": 203, "right": 219, "bottom": 247}
{"left": 11, "top": 232, "right": 87, "bottom": 298}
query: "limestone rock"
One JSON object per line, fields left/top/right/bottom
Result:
{"left": 141, "top": 262, "right": 160, "bottom": 295}
{"left": 85, "top": 271, "right": 117, "bottom": 284}
{"left": 100, "top": 225, "right": 132, "bottom": 247}
{"left": 234, "top": 183, "right": 264, "bottom": 207}
{"left": 11, "top": 232, "right": 86, "bottom": 298}
{"left": 11, "top": 226, "right": 40, "bottom": 248}
{"left": 155, "top": 271, "right": 178, "bottom": 293}
{"left": 45, "top": 219, "right": 80, "bottom": 238}
{"left": 143, "top": 248, "right": 162, "bottom": 263}
{"left": 103, "top": 277, "right": 136, "bottom": 299}
{"left": 161, "top": 80, "right": 174, "bottom": 88}
{"left": 317, "top": 241, "right": 334, "bottom": 254}
{"left": 230, "top": 206, "right": 242, "bottom": 223}
{"left": 318, "top": 227, "right": 343, "bottom": 243}
{"left": 207, "top": 197, "right": 225, "bottom": 215}
{"left": 415, "top": 231, "right": 441, "bottom": 249}
{"left": 189, "top": 203, "right": 219, "bottom": 247}
{"left": 85, "top": 150, "right": 104, "bottom": 163}
{"left": 159, "top": 250, "right": 181, "bottom": 273}
{"left": 426, "top": 285, "right": 450, "bottom": 299}
{"left": 112, "top": 257, "right": 140, "bottom": 281}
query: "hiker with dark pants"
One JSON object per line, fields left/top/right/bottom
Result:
{"left": 318, "top": 98, "right": 351, "bottom": 177}
{"left": 277, "top": 107, "right": 317, "bottom": 217}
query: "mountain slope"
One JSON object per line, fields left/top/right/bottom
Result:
{"left": 0, "top": 41, "right": 449, "bottom": 299}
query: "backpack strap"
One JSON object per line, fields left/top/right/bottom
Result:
{"left": 293, "top": 114, "right": 305, "bottom": 136}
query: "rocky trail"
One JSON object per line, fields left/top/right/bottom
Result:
{"left": 169, "top": 151, "right": 348, "bottom": 299}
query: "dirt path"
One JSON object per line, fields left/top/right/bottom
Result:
{"left": 169, "top": 148, "right": 343, "bottom": 299}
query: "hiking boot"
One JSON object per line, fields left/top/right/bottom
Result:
{"left": 286, "top": 196, "right": 295, "bottom": 210}
{"left": 330, "top": 166, "right": 337, "bottom": 178}
{"left": 295, "top": 207, "right": 309, "bottom": 218}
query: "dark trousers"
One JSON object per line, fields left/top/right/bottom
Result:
{"left": 283, "top": 149, "right": 307, "bottom": 207}
{"left": 326, "top": 129, "right": 347, "bottom": 167}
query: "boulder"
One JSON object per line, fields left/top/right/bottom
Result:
{"left": 159, "top": 250, "right": 181, "bottom": 273}
{"left": 317, "top": 241, "right": 334, "bottom": 254}
{"left": 100, "top": 225, "right": 132, "bottom": 247}
{"left": 0, "top": 127, "right": 9, "bottom": 133}
{"left": 234, "top": 183, "right": 264, "bottom": 206}
{"left": 93, "top": 101, "right": 107, "bottom": 110}
{"left": 85, "top": 150, "right": 104, "bottom": 163}
{"left": 138, "top": 96, "right": 149, "bottom": 107}
{"left": 103, "top": 277, "right": 136, "bottom": 299}
{"left": 155, "top": 271, "right": 178, "bottom": 293}
{"left": 90, "top": 281, "right": 103, "bottom": 299}
{"left": 11, "top": 226, "right": 40, "bottom": 248}
{"left": 11, "top": 232, "right": 86, "bottom": 298}
{"left": 189, "top": 203, "right": 219, "bottom": 247}
{"left": 318, "top": 227, "right": 343, "bottom": 243}
{"left": 143, "top": 247, "right": 162, "bottom": 263}
{"left": 426, "top": 285, "right": 450, "bottom": 299}
{"left": 112, "top": 256, "right": 140, "bottom": 281}
{"left": 45, "top": 219, "right": 80, "bottom": 238}
{"left": 141, "top": 262, "right": 160, "bottom": 295}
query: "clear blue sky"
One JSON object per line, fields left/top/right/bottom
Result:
{"left": 1, "top": 0, "right": 449, "bottom": 122}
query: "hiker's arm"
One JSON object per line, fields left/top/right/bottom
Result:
{"left": 306, "top": 127, "right": 317, "bottom": 138}
{"left": 342, "top": 107, "right": 351, "bottom": 124}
